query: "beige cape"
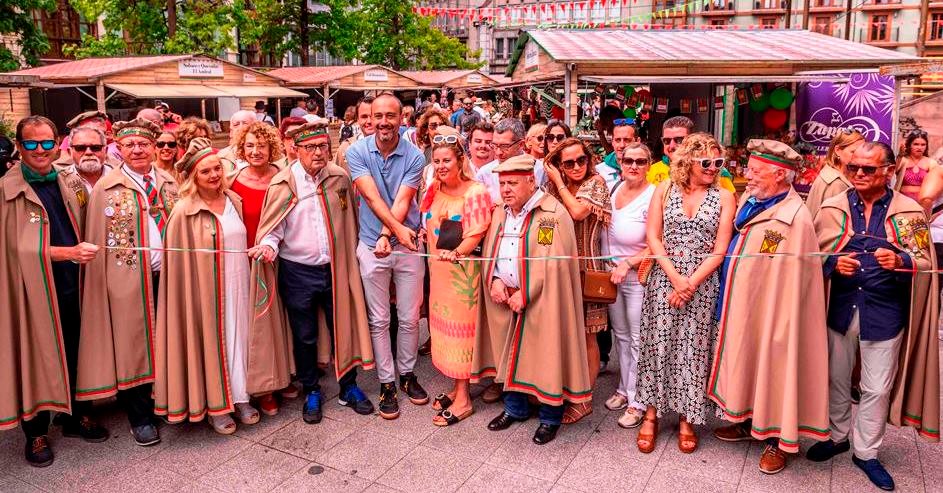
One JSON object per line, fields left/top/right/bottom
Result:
{"left": 76, "top": 164, "right": 179, "bottom": 400}
{"left": 0, "top": 165, "right": 89, "bottom": 429}
{"left": 805, "top": 165, "right": 851, "bottom": 215}
{"left": 249, "top": 162, "right": 374, "bottom": 391}
{"left": 815, "top": 190, "right": 940, "bottom": 441}
{"left": 471, "top": 193, "right": 592, "bottom": 406}
{"left": 153, "top": 190, "right": 244, "bottom": 422}
{"left": 707, "top": 188, "right": 830, "bottom": 453}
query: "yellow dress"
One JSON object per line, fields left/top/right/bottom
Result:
{"left": 423, "top": 182, "right": 493, "bottom": 379}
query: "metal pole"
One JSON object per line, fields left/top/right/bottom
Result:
{"left": 801, "top": 0, "right": 811, "bottom": 30}
{"left": 844, "top": 0, "right": 852, "bottom": 40}
{"left": 917, "top": 0, "right": 930, "bottom": 57}
{"left": 785, "top": 0, "right": 793, "bottom": 28}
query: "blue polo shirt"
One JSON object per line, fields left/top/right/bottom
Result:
{"left": 346, "top": 134, "right": 425, "bottom": 248}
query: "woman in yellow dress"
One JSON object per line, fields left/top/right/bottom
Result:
{"left": 420, "top": 126, "right": 494, "bottom": 426}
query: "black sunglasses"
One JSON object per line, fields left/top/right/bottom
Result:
{"left": 846, "top": 164, "right": 888, "bottom": 175}
{"left": 696, "top": 158, "right": 726, "bottom": 169}
{"left": 561, "top": 155, "right": 589, "bottom": 170}
{"left": 72, "top": 144, "right": 104, "bottom": 153}
{"left": 661, "top": 136, "right": 685, "bottom": 146}
{"left": 546, "top": 134, "right": 567, "bottom": 143}
{"left": 21, "top": 140, "right": 56, "bottom": 151}
{"left": 155, "top": 141, "right": 178, "bottom": 149}
{"left": 618, "top": 157, "right": 649, "bottom": 167}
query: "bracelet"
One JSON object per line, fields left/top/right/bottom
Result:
{"left": 378, "top": 233, "right": 391, "bottom": 240}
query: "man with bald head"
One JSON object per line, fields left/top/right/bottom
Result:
{"left": 218, "top": 110, "right": 256, "bottom": 171}
{"left": 136, "top": 108, "right": 163, "bottom": 127}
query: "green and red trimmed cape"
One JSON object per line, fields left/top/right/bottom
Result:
{"left": 471, "top": 193, "right": 592, "bottom": 406}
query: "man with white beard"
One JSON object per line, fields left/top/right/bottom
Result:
{"left": 65, "top": 127, "right": 112, "bottom": 193}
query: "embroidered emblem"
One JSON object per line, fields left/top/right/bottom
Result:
{"left": 759, "top": 229, "right": 785, "bottom": 254}
{"left": 28, "top": 211, "right": 43, "bottom": 224}
{"left": 537, "top": 226, "right": 554, "bottom": 246}
{"left": 897, "top": 217, "right": 930, "bottom": 258}
{"left": 68, "top": 179, "right": 88, "bottom": 207}
{"left": 337, "top": 188, "right": 349, "bottom": 211}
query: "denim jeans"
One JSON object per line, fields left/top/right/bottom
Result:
{"left": 504, "top": 392, "right": 564, "bottom": 426}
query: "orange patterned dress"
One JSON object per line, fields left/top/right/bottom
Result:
{"left": 424, "top": 182, "right": 493, "bottom": 379}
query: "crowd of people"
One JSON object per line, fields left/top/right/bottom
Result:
{"left": 0, "top": 92, "right": 940, "bottom": 493}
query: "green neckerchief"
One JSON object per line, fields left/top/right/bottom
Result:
{"left": 22, "top": 165, "right": 58, "bottom": 183}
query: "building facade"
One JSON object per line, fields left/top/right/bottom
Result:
{"left": 417, "top": 0, "right": 942, "bottom": 74}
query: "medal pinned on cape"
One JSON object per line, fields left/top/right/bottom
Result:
{"left": 337, "top": 188, "right": 349, "bottom": 211}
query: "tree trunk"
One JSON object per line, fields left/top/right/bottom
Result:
{"left": 300, "top": 0, "right": 310, "bottom": 65}
{"left": 167, "top": 0, "right": 177, "bottom": 38}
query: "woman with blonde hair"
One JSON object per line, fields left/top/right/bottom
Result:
{"left": 805, "top": 129, "right": 864, "bottom": 213}
{"left": 154, "top": 138, "right": 259, "bottom": 435}
{"left": 542, "top": 136, "right": 612, "bottom": 424}
{"left": 420, "top": 126, "right": 493, "bottom": 426}
{"left": 635, "top": 132, "right": 735, "bottom": 455}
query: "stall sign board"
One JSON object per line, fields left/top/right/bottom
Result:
{"left": 467, "top": 73, "right": 483, "bottom": 84}
{"left": 524, "top": 42, "right": 539, "bottom": 72}
{"left": 364, "top": 69, "right": 389, "bottom": 82}
{"left": 178, "top": 59, "right": 225, "bottom": 78}
{"left": 796, "top": 73, "right": 895, "bottom": 155}
{"left": 325, "top": 98, "right": 335, "bottom": 119}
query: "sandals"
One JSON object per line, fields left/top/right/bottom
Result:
{"left": 562, "top": 401, "right": 593, "bottom": 424}
{"left": 637, "top": 417, "right": 658, "bottom": 454}
{"left": 234, "top": 403, "right": 260, "bottom": 425}
{"left": 432, "top": 393, "right": 454, "bottom": 412}
{"left": 678, "top": 428, "right": 699, "bottom": 454}
{"left": 209, "top": 414, "right": 237, "bottom": 435}
{"left": 432, "top": 408, "right": 474, "bottom": 427}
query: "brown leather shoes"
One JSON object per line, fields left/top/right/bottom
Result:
{"left": 713, "top": 423, "right": 754, "bottom": 442}
{"left": 481, "top": 383, "right": 503, "bottom": 403}
{"left": 759, "top": 444, "right": 787, "bottom": 474}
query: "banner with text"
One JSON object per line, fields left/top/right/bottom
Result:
{"left": 796, "top": 73, "right": 895, "bottom": 155}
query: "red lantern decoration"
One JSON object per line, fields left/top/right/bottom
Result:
{"left": 762, "top": 108, "right": 788, "bottom": 130}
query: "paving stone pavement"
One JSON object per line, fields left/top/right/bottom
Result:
{"left": 1, "top": 335, "right": 941, "bottom": 493}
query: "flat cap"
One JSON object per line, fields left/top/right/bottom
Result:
{"left": 174, "top": 137, "right": 215, "bottom": 177}
{"left": 287, "top": 118, "right": 330, "bottom": 144}
{"left": 113, "top": 118, "right": 162, "bottom": 141}
{"left": 66, "top": 110, "right": 108, "bottom": 129}
{"left": 747, "top": 139, "right": 802, "bottom": 170}
{"left": 493, "top": 153, "right": 536, "bottom": 174}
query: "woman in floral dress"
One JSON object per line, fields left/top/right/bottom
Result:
{"left": 635, "top": 133, "right": 735, "bottom": 454}
{"left": 420, "top": 127, "right": 493, "bottom": 426}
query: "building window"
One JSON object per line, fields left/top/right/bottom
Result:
{"left": 494, "top": 38, "right": 505, "bottom": 60}
{"left": 868, "top": 14, "right": 889, "bottom": 42}
{"left": 759, "top": 17, "right": 778, "bottom": 28}
{"left": 507, "top": 36, "right": 518, "bottom": 53}
{"left": 931, "top": 13, "right": 943, "bottom": 41}
{"left": 710, "top": 19, "right": 727, "bottom": 26}
{"left": 813, "top": 15, "right": 832, "bottom": 35}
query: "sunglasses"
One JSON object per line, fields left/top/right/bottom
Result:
{"left": 561, "top": 155, "right": 589, "bottom": 170}
{"left": 532, "top": 135, "right": 545, "bottom": 142}
{"left": 618, "top": 157, "right": 649, "bottom": 168}
{"left": 432, "top": 135, "right": 460, "bottom": 144}
{"left": 21, "top": 140, "right": 56, "bottom": 151}
{"left": 661, "top": 136, "right": 685, "bottom": 146}
{"left": 72, "top": 144, "right": 104, "bottom": 153}
{"left": 155, "top": 141, "right": 178, "bottom": 149}
{"left": 846, "top": 164, "right": 888, "bottom": 175}
{"left": 427, "top": 122, "right": 441, "bottom": 130}
{"left": 546, "top": 134, "right": 567, "bottom": 143}
{"left": 696, "top": 158, "right": 726, "bottom": 169}
{"left": 613, "top": 118, "right": 635, "bottom": 126}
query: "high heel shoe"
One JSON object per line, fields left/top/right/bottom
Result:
{"left": 636, "top": 416, "right": 658, "bottom": 454}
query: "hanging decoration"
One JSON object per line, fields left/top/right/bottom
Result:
{"left": 769, "top": 87, "right": 795, "bottom": 110}
{"left": 762, "top": 108, "right": 788, "bottom": 129}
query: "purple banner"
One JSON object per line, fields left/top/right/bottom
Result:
{"left": 796, "top": 73, "right": 895, "bottom": 155}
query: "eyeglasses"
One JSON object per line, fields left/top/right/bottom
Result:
{"left": 618, "top": 157, "right": 650, "bottom": 168}
{"left": 661, "top": 136, "right": 685, "bottom": 146}
{"left": 531, "top": 135, "right": 545, "bottom": 142}
{"left": 432, "top": 135, "right": 460, "bottom": 144}
{"left": 155, "top": 141, "right": 177, "bottom": 149}
{"left": 696, "top": 158, "right": 726, "bottom": 169}
{"left": 298, "top": 143, "right": 330, "bottom": 153}
{"left": 72, "top": 144, "right": 105, "bottom": 153}
{"left": 492, "top": 139, "right": 522, "bottom": 151}
{"left": 427, "top": 122, "right": 441, "bottom": 130}
{"left": 21, "top": 140, "right": 56, "bottom": 151}
{"left": 120, "top": 141, "right": 153, "bottom": 150}
{"left": 846, "top": 164, "right": 889, "bottom": 175}
{"left": 613, "top": 118, "right": 635, "bottom": 127}
{"left": 546, "top": 134, "right": 567, "bottom": 143}
{"left": 561, "top": 155, "right": 589, "bottom": 170}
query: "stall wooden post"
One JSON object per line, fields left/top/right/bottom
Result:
{"left": 276, "top": 98, "right": 282, "bottom": 125}
{"left": 200, "top": 99, "right": 206, "bottom": 120}
{"left": 95, "top": 80, "right": 106, "bottom": 112}
{"left": 566, "top": 66, "right": 579, "bottom": 129}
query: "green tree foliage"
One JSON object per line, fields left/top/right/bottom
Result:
{"left": 0, "top": 0, "right": 56, "bottom": 70}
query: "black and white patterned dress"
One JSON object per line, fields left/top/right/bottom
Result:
{"left": 636, "top": 184, "right": 721, "bottom": 424}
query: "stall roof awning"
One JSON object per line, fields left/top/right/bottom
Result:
{"left": 106, "top": 83, "right": 306, "bottom": 99}
{"left": 507, "top": 29, "right": 919, "bottom": 76}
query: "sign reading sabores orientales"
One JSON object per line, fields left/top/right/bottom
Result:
{"left": 795, "top": 73, "right": 895, "bottom": 155}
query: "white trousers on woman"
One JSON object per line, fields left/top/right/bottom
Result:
{"left": 608, "top": 279, "right": 645, "bottom": 410}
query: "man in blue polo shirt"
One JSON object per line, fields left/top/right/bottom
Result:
{"left": 346, "top": 93, "right": 429, "bottom": 420}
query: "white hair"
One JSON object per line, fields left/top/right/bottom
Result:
{"left": 69, "top": 126, "right": 106, "bottom": 145}
{"left": 783, "top": 169, "right": 796, "bottom": 184}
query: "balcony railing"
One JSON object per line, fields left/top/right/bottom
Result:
{"left": 703, "top": 0, "right": 736, "bottom": 12}
{"left": 810, "top": 0, "right": 842, "bottom": 7}
{"left": 754, "top": 0, "right": 786, "bottom": 9}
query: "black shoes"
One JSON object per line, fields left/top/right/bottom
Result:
{"left": 533, "top": 424, "right": 560, "bottom": 445}
{"left": 61, "top": 416, "right": 109, "bottom": 443}
{"left": 131, "top": 423, "right": 161, "bottom": 446}
{"left": 25, "top": 436, "right": 54, "bottom": 468}
{"left": 378, "top": 382, "right": 401, "bottom": 420}
{"left": 303, "top": 390, "right": 324, "bottom": 424}
{"left": 399, "top": 372, "right": 429, "bottom": 405}
{"left": 806, "top": 439, "right": 850, "bottom": 462}
{"left": 487, "top": 412, "right": 526, "bottom": 431}
{"left": 339, "top": 385, "right": 375, "bottom": 416}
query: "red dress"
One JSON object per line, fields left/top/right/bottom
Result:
{"left": 230, "top": 179, "right": 266, "bottom": 247}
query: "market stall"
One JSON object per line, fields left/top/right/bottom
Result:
{"left": 5, "top": 54, "right": 306, "bottom": 133}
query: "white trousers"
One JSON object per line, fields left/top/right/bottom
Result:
{"left": 608, "top": 279, "right": 645, "bottom": 410}
{"left": 356, "top": 241, "right": 426, "bottom": 383}
{"left": 827, "top": 310, "right": 903, "bottom": 460}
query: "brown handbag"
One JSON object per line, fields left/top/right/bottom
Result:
{"left": 582, "top": 269, "right": 618, "bottom": 304}
{"left": 638, "top": 183, "right": 672, "bottom": 286}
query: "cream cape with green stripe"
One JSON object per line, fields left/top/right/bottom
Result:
{"left": 707, "top": 188, "right": 830, "bottom": 452}
{"left": 153, "top": 190, "right": 243, "bottom": 422}
{"left": 0, "top": 165, "right": 88, "bottom": 429}
{"left": 77, "top": 163, "right": 178, "bottom": 400}
{"left": 814, "top": 190, "right": 940, "bottom": 441}
{"left": 471, "top": 193, "right": 592, "bottom": 406}
{"left": 249, "top": 162, "right": 374, "bottom": 388}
